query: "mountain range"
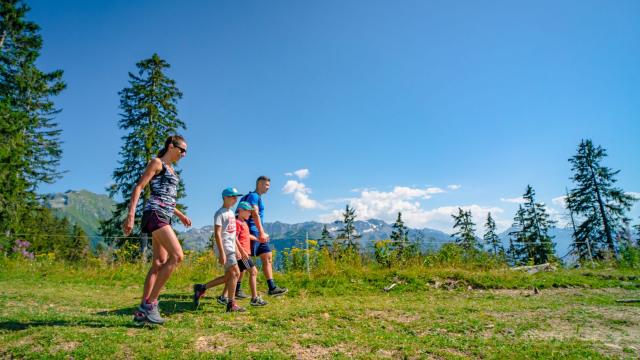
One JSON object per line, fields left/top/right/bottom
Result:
{"left": 43, "top": 189, "right": 574, "bottom": 256}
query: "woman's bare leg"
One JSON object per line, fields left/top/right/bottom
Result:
{"left": 148, "top": 226, "right": 183, "bottom": 303}
{"left": 141, "top": 237, "right": 168, "bottom": 303}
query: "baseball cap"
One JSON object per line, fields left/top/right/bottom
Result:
{"left": 237, "top": 201, "right": 253, "bottom": 211}
{"left": 222, "top": 187, "right": 243, "bottom": 197}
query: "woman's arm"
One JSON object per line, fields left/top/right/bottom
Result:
{"left": 173, "top": 208, "right": 192, "bottom": 227}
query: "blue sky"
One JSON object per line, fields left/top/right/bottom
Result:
{"left": 33, "top": 0, "right": 639, "bottom": 233}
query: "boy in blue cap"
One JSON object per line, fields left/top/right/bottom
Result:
{"left": 192, "top": 187, "right": 246, "bottom": 312}
{"left": 216, "top": 201, "right": 268, "bottom": 307}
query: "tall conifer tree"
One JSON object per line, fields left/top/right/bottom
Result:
{"left": 0, "top": 0, "right": 66, "bottom": 252}
{"left": 508, "top": 186, "right": 556, "bottom": 265}
{"left": 483, "top": 212, "right": 503, "bottom": 256}
{"left": 336, "top": 205, "right": 361, "bottom": 252}
{"left": 451, "top": 208, "right": 479, "bottom": 252}
{"left": 100, "top": 54, "right": 186, "bottom": 249}
{"left": 566, "top": 139, "right": 635, "bottom": 258}
{"left": 390, "top": 212, "right": 409, "bottom": 256}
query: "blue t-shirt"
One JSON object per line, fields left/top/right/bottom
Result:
{"left": 240, "top": 191, "right": 263, "bottom": 236}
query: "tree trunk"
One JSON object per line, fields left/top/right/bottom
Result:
{"left": 0, "top": 30, "right": 7, "bottom": 50}
{"left": 586, "top": 148, "right": 615, "bottom": 254}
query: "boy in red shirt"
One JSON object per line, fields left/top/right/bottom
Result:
{"left": 234, "top": 201, "right": 268, "bottom": 306}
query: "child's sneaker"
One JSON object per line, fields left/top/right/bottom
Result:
{"left": 216, "top": 295, "right": 229, "bottom": 305}
{"left": 226, "top": 301, "right": 246, "bottom": 312}
{"left": 250, "top": 296, "right": 268, "bottom": 306}
{"left": 235, "top": 288, "right": 249, "bottom": 299}
{"left": 268, "top": 286, "right": 288, "bottom": 296}
{"left": 193, "top": 284, "right": 206, "bottom": 307}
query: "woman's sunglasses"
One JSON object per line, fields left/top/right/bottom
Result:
{"left": 173, "top": 143, "right": 187, "bottom": 154}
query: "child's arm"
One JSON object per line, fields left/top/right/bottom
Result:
{"left": 214, "top": 225, "right": 225, "bottom": 266}
{"left": 249, "top": 234, "right": 257, "bottom": 242}
{"left": 236, "top": 240, "right": 249, "bottom": 260}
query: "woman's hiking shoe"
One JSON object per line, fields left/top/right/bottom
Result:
{"left": 134, "top": 301, "right": 165, "bottom": 324}
{"left": 193, "top": 284, "right": 206, "bottom": 307}
{"left": 216, "top": 295, "right": 229, "bottom": 305}
{"left": 226, "top": 302, "right": 246, "bottom": 313}
{"left": 268, "top": 286, "right": 288, "bottom": 296}
{"left": 144, "top": 302, "right": 166, "bottom": 324}
{"left": 235, "top": 288, "right": 249, "bottom": 299}
{"left": 250, "top": 296, "right": 268, "bottom": 306}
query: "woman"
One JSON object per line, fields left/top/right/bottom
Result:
{"left": 123, "top": 135, "right": 191, "bottom": 324}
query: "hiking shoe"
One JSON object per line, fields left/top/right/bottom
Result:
{"left": 250, "top": 296, "right": 268, "bottom": 306}
{"left": 235, "top": 288, "right": 249, "bottom": 299}
{"left": 136, "top": 301, "right": 148, "bottom": 315}
{"left": 226, "top": 302, "right": 247, "bottom": 313}
{"left": 145, "top": 302, "right": 166, "bottom": 324}
{"left": 193, "top": 284, "right": 206, "bottom": 307}
{"left": 268, "top": 286, "right": 288, "bottom": 296}
{"left": 133, "top": 310, "right": 146, "bottom": 323}
{"left": 216, "top": 295, "right": 229, "bottom": 306}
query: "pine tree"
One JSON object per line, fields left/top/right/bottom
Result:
{"left": 506, "top": 237, "right": 517, "bottom": 266}
{"left": 483, "top": 212, "right": 503, "bottom": 256}
{"left": 336, "top": 205, "right": 361, "bottom": 252}
{"left": 390, "top": 212, "right": 409, "bottom": 257}
{"left": 99, "top": 54, "right": 187, "bottom": 249}
{"left": 566, "top": 139, "right": 636, "bottom": 259}
{"left": 508, "top": 205, "right": 529, "bottom": 265}
{"left": 508, "top": 186, "right": 556, "bottom": 265}
{"left": 451, "top": 208, "right": 479, "bottom": 252}
{"left": 318, "top": 224, "right": 332, "bottom": 250}
{"left": 634, "top": 220, "right": 640, "bottom": 247}
{"left": 522, "top": 185, "right": 556, "bottom": 264}
{"left": 0, "top": 0, "right": 66, "bottom": 252}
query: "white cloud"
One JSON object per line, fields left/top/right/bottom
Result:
{"left": 546, "top": 206, "right": 570, "bottom": 228}
{"left": 552, "top": 196, "right": 567, "bottom": 207}
{"left": 447, "top": 184, "right": 462, "bottom": 190}
{"left": 282, "top": 180, "right": 320, "bottom": 209}
{"left": 500, "top": 197, "right": 526, "bottom": 204}
{"left": 285, "top": 168, "right": 310, "bottom": 179}
{"left": 318, "top": 186, "right": 506, "bottom": 233}
{"left": 626, "top": 192, "right": 640, "bottom": 200}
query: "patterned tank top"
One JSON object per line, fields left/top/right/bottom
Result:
{"left": 144, "top": 160, "right": 179, "bottom": 219}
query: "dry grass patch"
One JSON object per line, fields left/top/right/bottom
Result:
{"left": 291, "top": 342, "right": 359, "bottom": 359}
{"left": 365, "top": 309, "right": 421, "bottom": 324}
{"left": 195, "top": 333, "right": 239, "bottom": 353}
{"left": 525, "top": 305, "right": 640, "bottom": 355}
{"left": 50, "top": 341, "right": 80, "bottom": 353}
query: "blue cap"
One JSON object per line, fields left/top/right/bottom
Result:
{"left": 237, "top": 201, "right": 253, "bottom": 211}
{"left": 222, "top": 187, "right": 243, "bottom": 197}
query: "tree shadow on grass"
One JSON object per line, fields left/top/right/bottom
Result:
{"left": 95, "top": 293, "right": 196, "bottom": 317}
{"left": 0, "top": 318, "right": 142, "bottom": 331}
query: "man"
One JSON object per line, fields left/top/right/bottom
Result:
{"left": 237, "top": 176, "right": 287, "bottom": 297}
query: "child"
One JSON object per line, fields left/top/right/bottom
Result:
{"left": 192, "top": 187, "right": 245, "bottom": 312}
{"left": 217, "top": 201, "right": 268, "bottom": 307}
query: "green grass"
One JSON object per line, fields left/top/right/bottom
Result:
{"left": 1, "top": 257, "right": 639, "bottom": 359}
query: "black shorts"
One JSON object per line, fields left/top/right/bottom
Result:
{"left": 238, "top": 257, "right": 255, "bottom": 272}
{"left": 250, "top": 239, "right": 272, "bottom": 256}
{"left": 140, "top": 210, "right": 171, "bottom": 234}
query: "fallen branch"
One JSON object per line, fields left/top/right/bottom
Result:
{"left": 384, "top": 283, "right": 397, "bottom": 292}
{"left": 510, "top": 263, "right": 557, "bottom": 274}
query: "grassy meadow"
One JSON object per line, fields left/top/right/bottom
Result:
{"left": 1, "top": 254, "right": 639, "bottom": 359}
